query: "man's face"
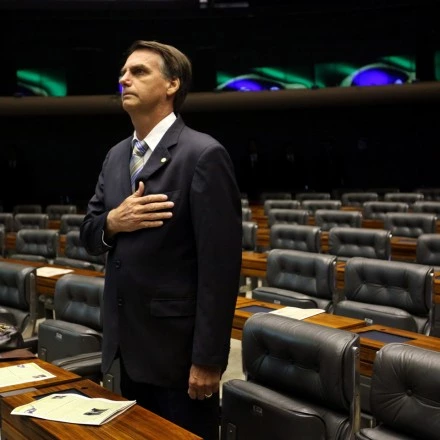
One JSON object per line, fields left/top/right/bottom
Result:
{"left": 119, "top": 49, "right": 172, "bottom": 114}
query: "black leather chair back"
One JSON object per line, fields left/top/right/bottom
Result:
{"left": 301, "top": 199, "right": 341, "bottom": 214}
{"left": 295, "top": 192, "right": 331, "bottom": 202}
{"left": 356, "top": 343, "right": 440, "bottom": 440}
{"left": 241, "top": 207, "right": 252, "bottom": 221}
{"left": 416, "top": 233, "right": 440, "bottom": 268}
{"left": 252, "top": 249, "right": 337, "bottom": 311}
{"left": 14, "top": 213, "right": 49, "bottom": 231}
{"left": 341, "top": 192, "right": 378, "bottom": 206}
{"left": 38, "top": 274, "right": 104, "bottom": 362}
{"left": 0, "top": 226, "right": 5, "bottom": 257}
{"left": 12, "top": 204, "right": 42, "bottom": 215}
{"left": 328, "top": 227, "right": 391, "bottom": 261}
{"left": 0, "top": 261, "right": 38, "bottom": 338}
{"left": 269, "top": 224, "right": 321, "bottom": 253}
{"left": 263, "top": 199, "right": 300, "bottom": 215}
{"left": 0, "top": 213, "right": 14, "bottom": 233}
{"left": 45, "top": 204, "right": 77, "bottom": 220}
{"left": 315, "top": 209, "right": 362, "bottom": 231}
{"left": 260, "top": 192, "right": 292, "bottom": 202}
{"left": 59, "top": 213, "right": 85, "bottom": 234}
{"left": 242, "top": 221, "right": 257, "bottom": 251}
{"left": 11, "top": 229, "right": 59, "bottom": 262}
{"left": 384, "top": 191, "right": 424, "bottom": 205}
{"left": 334, "top": 257, "right": 434, "bottom": 334}
{"left": 412, "top": 200, "right": 440, "bottom": 215}
{"left": 268, "top": 208, "right": 309, "bottom": 227}
{"left": 54, "top": 230, "right": 106, "bottom": 271}
{"left": 362, "top": 201, "right": 408, "bottom": 220}
{"left": 383, "top": 212, "right": 437, "bottom": 238}
{"left": 221, "top": 313, "right": 360, "bottom": 440}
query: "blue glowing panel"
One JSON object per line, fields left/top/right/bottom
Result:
{"left": 351, "top": 67, "right": 409, "bottom": 86}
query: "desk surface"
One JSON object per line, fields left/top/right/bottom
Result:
{"left": 0, "top": 258, "right": 104, "bottom": 296}
{"left": 350, "top": 324, "right": 440, "bottom": 376}
{"left": 1, "top": 379, "right": 202, "bottom": 440}
{"left": 232, "top": 298, "right": 366, "bottom": 340}
{"left": 0, "top": 358, "right": 81, "bottom": 396}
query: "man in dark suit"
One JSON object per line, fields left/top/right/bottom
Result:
{"left": 80, "top": 40, "right": 242, "bottom": 439}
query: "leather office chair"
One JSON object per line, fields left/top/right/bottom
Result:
{"left": 267, "top": 208, "right": 309, "bottom": 227}
{"left": 12, "top": 204, "right": 43, "bottom": 215}
{"left": 341, "top": 192, "right": 379, "bottom": 207}
{"left": 54, "top": 230, "right": 106, "bottom": 272}
{"left": 221, "top": 313, "right": 361, "bottom": 440}
{"left": 9, "top": 229, "right": 59, "bottom": 263}
{"left": 14, "top": 213, "right": 49, "bottom": 231}
{"left": 241, "top": 207, "right": 252, "bottom": 221}
{"left": 0, "top": 261, "right": 39, "bottom": 351}
{"left": 383, "top": 212, "right": 437, "bottom": 238}
{"left": 328, "top": 227, "right": 392, "bottom": 261}
{"left": 0, "top": 212, "right": 14, "bottom": 233}
{"left": 0, "top": 225, "right": 5, "bottom": 258}
{"left": 252, "top": 249, "right": 338, "bottom": 312}
{"left": 362, "top": 201, "right": 408, "bottom": 220}
{"left": 412, "top": 200, "right": 440, "bottom": 215}
{"left": 260, "top": 191, "right": 292, "bottom": 202}
{"left": 384, "top": 191, "right": 424, "bottom": 206}
{"left": 241, "top": 221, "right": 258, "bottom": 292}
{"left": 295, "top": 192, "right": 331, "bottom": 202}
{"left": 416, "top": 233, "right": 440, "bottom": 270}
{"left": 269, "top": 224, "right": 321, "bottom": 253}
{"left": 263, "top": 199, "right": 300, "bottom": 215}
{"left": 59, "top": 213, "right": 85, "bottom": 234}
{"left": 301, "top": 199, "right": 342, "bottom": 215}
{"left": 38, "top": 274, "right": 105, "bottom": 382}
{"left": 333, "top": 257, "right": 434, "bottom": 335}
{"left": 314, "top": 209, "right": 362, "bottom": 231}
{"left": 415, "top": 187, "right": 440, "bottom": 201}
{"left": 45, "top": 204, "right": 77, "bottom": 220}
{"left": 355, "top": 343, "right": 440, "bottom": 440}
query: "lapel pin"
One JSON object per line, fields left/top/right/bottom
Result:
{"left": 161, "top": 158, "right": 167, "bottom": 163}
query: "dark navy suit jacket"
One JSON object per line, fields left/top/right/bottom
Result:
{"left": 80, "top": 116, "right": 242, "bottom": 387}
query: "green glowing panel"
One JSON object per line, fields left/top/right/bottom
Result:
{"left": 17, "top": 69, "right": 67, "bottom": 97}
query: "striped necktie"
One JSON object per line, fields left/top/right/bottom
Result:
{"left": 130, "top": 140, "right": 148, "bottom": 191}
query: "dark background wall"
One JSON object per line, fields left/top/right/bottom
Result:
{"left": 0, "top": 0, "right": 439, "bottom": 209}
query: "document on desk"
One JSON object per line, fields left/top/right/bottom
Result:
{"left": 11, "top": 393, "right": 136, "bottom": 425}
{"left": 36, "top": 267, "right": 74, "bottom": 277}
{"left": 269, "top": 307, "right": 325, "bottom": 320}
{"left": 0, "top": 362, "right": 55, "bottom": 388}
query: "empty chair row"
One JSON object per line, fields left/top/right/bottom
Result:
{"left": 0, "top": 213, "right": 85, "bottom": 233}
{"left": 11, "top": 204, "right": 77, "bottom": 219}
{"left": 252, "top": 249, "right": 434, "bottom": 335}
{"left": 7, "top": 229, "right": 106, "bottom": 272}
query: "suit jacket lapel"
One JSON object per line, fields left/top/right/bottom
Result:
{"left": 135, "top": 117, "right": 185, "bottom": 183}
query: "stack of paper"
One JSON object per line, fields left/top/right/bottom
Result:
{"left": 269, "top": 307, "right": 325, "bottom": 320}
{"left": 11, "top": 393, "right": 136, "bottom": 425}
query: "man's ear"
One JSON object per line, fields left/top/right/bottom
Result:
{"left": 166, "top": 78, "right": 180, "bottom": 96}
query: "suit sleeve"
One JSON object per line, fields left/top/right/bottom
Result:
{"left": 80, "top": 152, "right": 112, "bottom": 256}
{"left": 190, "top": 142, "right": 242, "bottom": 370}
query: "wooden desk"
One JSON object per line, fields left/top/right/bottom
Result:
{"left": 350, "top": 324, "right": 440, "bottom": 377}
{"left": 232, "top": 299, "right": 366, "bottom": 340}
{"left": 1, "top": 379, "right": 202, "bottom": 440}
{"left": 0, "top": 258, "right": 104, "bottom": 296}
{"left": 0, "top": 358, "right": 81, "bottom": 397}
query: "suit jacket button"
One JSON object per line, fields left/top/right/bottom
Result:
{"left": 114, "top": 260, "right": 121, "bottom": 269}
{"left": 117, "top": 297, "right": 123, "bottom": 307}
